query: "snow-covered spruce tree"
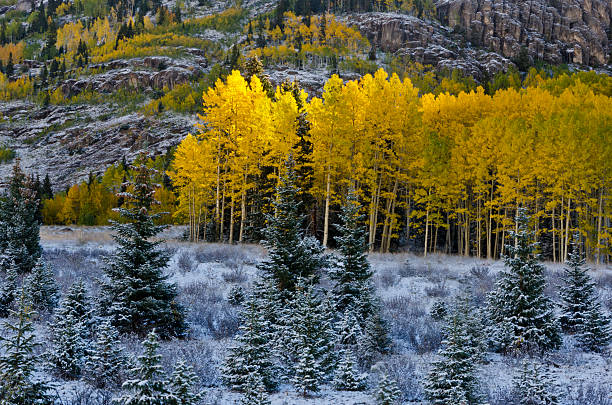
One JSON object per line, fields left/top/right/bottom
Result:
{"left": 99, "top": 161, "right": 185, "bottom": 339}
{"left": 24, "top": 259, "right": 59, "bottom": 312}
{"left": 170, "top": 359, "right": 203, "bottom": 405}
{"left": 0, "top": 259, "right": 18, "bottom": 317}
{"left": 227, "top": 285, "right": 246, "bottom": 306}
{"left": 48, "top": 280, "right": 93, "bottom": 379}
{"left": 0, "top": 160, "right": 42, "bottom": 274}
{"left": 113, "top": 330, "right": 177, "bottom": 405}
{"left": 511, "top": 360, "right": 559, "bottom": 405}
{"left": 330, "top": 190, "right": 373, "bottom": 313}
{"left": 287, "top": 280, "right": 335, "bottom": 386}
{"left": 221, "top": 296, "right": 278, "bottom": 393}
{"left": 333, "top": 347, "right": 366, "bottom": 391}
{"left": 487, "top": 208, "right": 561, "bottom": 354}
{"left": 240, "top": 371, "right": 271, "bottom": 405}
{"left": 257, "top": 157, "right": 328, "bottom": 296}
{"left": 424, "top": 312, "right": 481, "bottom": 405}
{"left": 85, "top": 318, "right": 128, "bottom": 389}
{"left": 375, "top": 372, "right": 401, "bottom": 405}
{"left": 293, "top": 343, "right": 322, "bottom": 396}
{"left": 0, "top": 291, "right": 53, "bottom": 404}
{"left": 559, "top": 236, "right": 611, "bottom": 352}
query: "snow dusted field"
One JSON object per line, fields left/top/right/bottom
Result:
{"left": 33, "top": 226, "right": 612, "bottom": 404}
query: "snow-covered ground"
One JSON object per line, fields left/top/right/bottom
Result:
{"left": 25, "top": 226, "right": 612, "bottom": 404}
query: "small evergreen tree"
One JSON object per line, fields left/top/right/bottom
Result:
{"left": 292, "top": 344, "right": 322, "bottom": 396}
{"left": 375, "top": 372, "right": 401, "bottom": 405}
{"left": 227, "top": 285, "right": 246, "bottom": 306}
{"left": 0, "top": 260, "right": 18, "bottom": 317}
{"left": 257, "top": 158, "right": 328, "bottom": 295}
{"left": 511, "top": 360, "right": 559, "bottom": 405}
{"left": 559, "top": 236, "right": 611, "bottom": 352}
{"left": 221, "top": 296, "right": 278, "bottom": 393}
{"left": 48, "top": 280, "right": 92, "bottom": 379}
{"left": 24, "top": 259, "right": 58, "bottom": 312}
{"left": 333, "top": 347, "right": 366, "bottom": 391}
{"left": 424, "top": 312, "right": 481, "bottom": 405}
{"left": 170, "top": 359, "right": 202, "bottom": 405}
{"left": 487, "top": 208, "right": 561, "bottom": 353}
{"left": 0, "top": 160, "right": 42, "bottom": 274}
{"left": 240, "top": 372, "right": 270, "bottom": 405}
{"left": 0, "top": 291, "right": 53, "bottom": 404}
{"left": 85, "top": 318, "right": 128, "bottom": 389}
{"left": 113, "top": 331, "right": 177, "bottom": 405}
{"left": 99, "top": 160, "right": 185, "bottom": 339}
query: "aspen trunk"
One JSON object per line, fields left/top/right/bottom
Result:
{"left": 229, "top": 193, "right": 235, "bottom": 244}
{"left": 424, "top": 207, "right": 429, "bottom": 257}
{"left": 220, "top": 180, "right": 226, "bottom": 242}
{"left": 239, "top": 186, "right": 246, "bottom": 243}
{"left": 564, "top": 197, "right": 571, "bottom": 262}
{"left": 552, "top": 205, "right": 556, "bottom": 263}
{"left": 596, "top": 187, "right": 603, "bottom": 265}
{"left": 323, "top": 170, "right": 331, "bottom": 247}
{"left": 369, "top": 175, "right": 382, "bottom": 252}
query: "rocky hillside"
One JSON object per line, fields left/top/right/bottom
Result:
{"left": 0, "top": 0, "right": 609, "bottom": 190}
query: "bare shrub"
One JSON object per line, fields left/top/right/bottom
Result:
{"left": 463, "top": 265, "right": 495, "bottom": 305}
{"left": 179, "top": 281, "right": 240, "bottom": 339}
{"left": 383, "top": 355, "right": 423, "bottom": 401}
{"left": 221, "top": 266, "right": 247, "bottom": 284}
{"left": 177, "top": 251, "right": 195, "bottom": 274}
{"left": 55, "top": 386, "right": 114, "bottom": 405}
{"left": 159, "top": 339, "right": 220, "bottom": 387}
{"left": 378, "top": 267, "right": 399, "bottom": 289}
{"left": 425, "top": 280, "right": 448, "bottom": 298}
{"left": 384, "top": 296, "right": 442, "bottom": 353}
{"left": 194, "top": 245, "right": 248, "bottom": 268}
{"left": 565, "top": 381, "right": 612, "bottom": 405}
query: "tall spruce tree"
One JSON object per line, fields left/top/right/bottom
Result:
{"left": 113, "top": 331, "right": 177, "bottom": 405}
{"left": 559, "top": 236, "right": 611, "bottom": 352}
{"left": 85, "top": 318, "right": 128, "bottom": 389}
{"left": 0, "top": 160, "right": 42, "bottom": 274}
{"left": 257, "top": 157, "right": 328, "bottom": 295}
{"left": 487, "top": 209, "right": 561, "bottom": 353}
{"left": 99, "top": 161, "right": 185, "bottom": 339}
{"left": 221, "top": 296, "right": 279, "bottom": 393}
{"left": 424, "top": 312, "right": 481, "bottom": 405}
{"left": 24, "top": 259, "right": 59, "bottom": 312}
{"left": 0, "top": 291, "right": 53, "bottom": 404}
{"left": 48, "top": 280, "right": 92, "bottom": 379}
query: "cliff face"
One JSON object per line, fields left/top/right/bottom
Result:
{"left": 435, "top": 0, "right": 611, "bottom": 66}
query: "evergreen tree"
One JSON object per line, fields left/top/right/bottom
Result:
{"left": 98, "top": 161, "right": 185, "bottom": 339}
{"left": 113, "top": 331, "right": 177, "bottom": 405}
{"left": 559, "top": 236, "right": 611, "bottom": 352}
{"left": 0, "top": 260, "right": 18, "bottom": 317}
{"left": 292, "top": 343, "right": 322, "bottom": 396}
{"left": 24, "top": 259, "right": 58, "bottom": 312}
{"left": 240, "top": 372, "right": 270, "bottom": 405}
{"left": 487, "top": 209, "right": 561, "bottom": 353}
{"left": 0, "top": 291, "right": 53, "bottom": 404}
{"left": 40, "top": 174, "right": 53, "bottom": 200}
{"left": 424, "top": 312, "right": 481, "bottom": 405}
{"left": 511, "top": 360, "right": 559, "bottom": 405}
{"left": 257, "top": 158, "right": 328, "bottom": 295}
{"left": 227, "top": 285, "right": 246, "bottom": 306}
{"left": 221, "top": 296, "right": 278, "bottom": 393}
{"left": 85, "top": 318, "right": 127, "bottom": 389}
{"left": 48, "top": 280, "right": 92, "bottom": 379}
{"left": 375, "top": 372, "right": 401, "bottom": 405}
{"left": 170, "top": 360, "right": 202, "bottom": 405}
{"left": 330, "top": 190, "right": 373, "bottom": 313}
{"left": 333, "top": 347, "right": 366, "bottom": 391}
{"left": 0, "top": 160, "right": 42, "bottom": 274}
{"left": 5, "top": 52, "right": 13, "bottom": 76}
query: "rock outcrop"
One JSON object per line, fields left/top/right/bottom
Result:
{"left": 436, "top": 0, "right": 611, "bottom": 66}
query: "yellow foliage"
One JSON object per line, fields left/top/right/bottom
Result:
{"left": 0, "top": 42, "right": 24, "bottom": 63}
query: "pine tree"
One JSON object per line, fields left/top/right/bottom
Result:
{"left": 0, "top": 259, "right": 18, "bottom": 317}
{"left": 559, "top": 236, "right": 611, "bottom": 352}
{"left": 85, "top": 318, "right": 127, "bottom": 389}
{"left": 221, "top": 296, "right": 278, "bottom": 393}
{"left": 99, "top": 161, "right": 185, "bottom": 339}
{"left": 424, "top": 312, "right": 481, "bottom": 405}
{"left": 240, "top": 372, "right": 270, "bottom": 405}
{"left": 24, "top": 259, "right": 58, "bottom": 312}
{"left": 113, "top": 331, "right": 177, "bottom": 405}
{"left": 0, "top": 291, "right": 53, "bottom": 404}
{"left": 375, "top": 372, "right": 401, "bottom": 405}
{"left": 287, "top": 280, "right": 335, "bottom": 383}
{"left": 292, "top": 344, "right": 321, "bottom": 396}
{"left": 257, "top": 157, "right": 328, "bottom": 295}
{"left": 48, "top": 280, "right": 92, "bottom": 379}
{"left": 512, "top": 360, "right": 559, "bottom": 405}
{"left": 333, "top": 347, "right": 366, "bottom": 391}
{"left": 170, "top": 360, "right": 202, "bottom": 405}
{"left": 487, "top": 209, "right": 561, "bottom": 353}
{"left": 227, "top": 285, "right": 246, "bottom": 306}
{"left": 330, "top": 190, "right": 373, "bottom": 313}
{"left": 0, "top": 160, "right": 42, "bottom": 274}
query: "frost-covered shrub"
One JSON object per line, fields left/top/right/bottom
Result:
{"left": 60, "top": 386, "right": 114, "bottom": 405}
{"left": 463, "top": 265, "right": 495, "bottom": 305}
{"left": 222, "top": 267, "right": 247, "bottom": 284}
{"left": 194, "top": 245, "right": 248, "bottom": 266}
{"left": 384, "top": 355, "right": 423, "bottom": 401}
{"left": 384, "top": 296, "right": 442, "bottom": 353}
{"left": 179, "top": 281, "right": 239, "bottom": 339}
{"left": 565, "top": 381, "right": 612, "bottom": 405}
{"left": 177, "top": 251, "right": 195, "bottom": 274}
{"left": 378, "top": 268, "right": 399, "bottom": 289}
{"left": 159, "top": 339, "right": 219, "bottom": 387}
{"left": 425, "top": 280, "right": 448, "bottom": 298}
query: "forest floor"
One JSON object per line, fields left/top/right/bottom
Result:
{"left": 34, "top": 226, "right": 612, "bottom": 404}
